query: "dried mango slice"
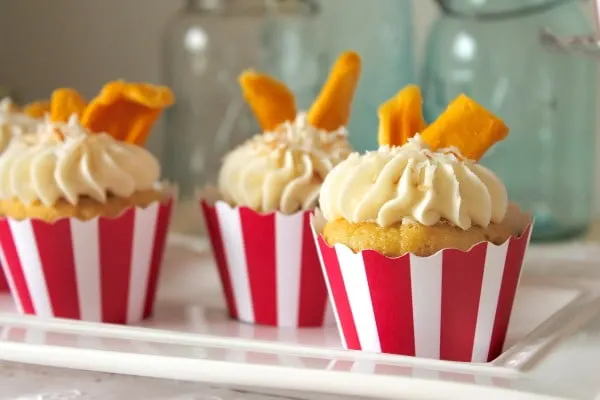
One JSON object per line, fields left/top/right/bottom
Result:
{"left": 307, "top": 51, "right": 361, "bottom": 131}
{"left": 23, "top": 100, "right": 50, "bottom": 118}
{"left": 50, "top": 88, "right": 87, "bottom": 122}
{"left": 421, "top": 94, "right": 508, "bottom": 160}
{"left": 377, "top": 85, "right": 427, "bottom": 147}
{"left": 239, "top": 70, "right": 296, "bottom": 132}
{"left": 81, "top": 81, "right": 174, "bottom": 145}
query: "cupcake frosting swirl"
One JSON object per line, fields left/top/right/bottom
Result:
{"left": 319, "top": 135, "right": 508, "bottom": 229}
{"left": 0, "top": 116, "right": 160, "bottom": 206}
{"left": 218, "top": 113, "right": 352, "bottom": 213}
{"left": 0, "top": 98, "right": 41, "bottom": 153}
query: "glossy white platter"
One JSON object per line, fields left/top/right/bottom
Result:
{"left": 1, "top": 234, "right": 600, "bottom": 400}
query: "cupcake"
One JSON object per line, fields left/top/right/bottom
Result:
{"left": 201, "top": 51, "right": 361, "bottom": 327}
{"left": 312, "top": 85, "right": 533, "bottom": 362}
{"left": 0, "top": 81, "right": 175, "bottom": 324}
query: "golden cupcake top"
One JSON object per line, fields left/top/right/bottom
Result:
{"left": 218, "top": 52, "right": 361, "bottom": 213}
{"left": 0, "top": 81, "right": 174, "bottom": 207}
{"left": 320, "top": 85, "right": 510, "bottom": 230}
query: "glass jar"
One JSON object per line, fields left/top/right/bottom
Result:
{"left": 316, "top": 0, "right": 415, "bottom": 152}
{"left": 422, "top": 0, "right": 597, "bottom": 241}
{"left": 162, "top": 0, "right": 321, "bottom": 233}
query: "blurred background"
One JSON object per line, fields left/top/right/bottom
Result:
{"left": 0, "top": 0, "right": 598, "bottom": 241}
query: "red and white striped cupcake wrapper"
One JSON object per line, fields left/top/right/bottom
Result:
{"left": 0, "top": 197, "right": 175, "bottom": 324}
{"left": 311, "top": 212, "right": 533, "bottom": 363}
{"left": 200, "top": 200, "right": 331, "bottom": 327}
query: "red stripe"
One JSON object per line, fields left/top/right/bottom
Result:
{"left": 99, "top": 209, "right": 135, "bottom": 323}
{"left": 363, "top": 250, "right": 415, "bottom": 356}
{"left": 143, "top": 199, "right": 174, "bottom": 319}
{"left": 0, "top": 219, "right": 34, "bottom": 314}
{"left": 297, "top": 212, "right": 327, "bottom": 326}
{"left": 318, "top": 236, "right": 360, "bottom": 350}
{"left": 488, "top": 225, "right": 531, "bottom": 361}
{"left": 440, "top": 243, "right": 487, "bottom": 362}
{"left": 201, "top": 201, "right": 238, "bottom": 319}
{"left": 239, "top": 207, "right": 276, "bottom": 325}
{"left": 31, "top": 219, "right": 80, "bottom": 319}
{"left": 0, "top": 270, "right": 7, "bottom": 291}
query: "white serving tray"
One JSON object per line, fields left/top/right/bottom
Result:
{"left": 1, "top": 234, "right": 600, "bottom": 400}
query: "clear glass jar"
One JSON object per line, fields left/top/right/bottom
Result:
{"left": 316, "top": 0, "right": 415, "bottom": 152}
{"left": 421, "top": 0, "right": 597, "bottom": 241}
{"left": 162, "top": 0, "right": 321, "bottom": 233}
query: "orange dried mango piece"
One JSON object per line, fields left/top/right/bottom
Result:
{"left": 307, "top": 51, "right": 361, "bottom": 131}
{"left": 23, "top": 100, "right": 50, "bottom": 118}
{"left": 421, "top": 94, "right": 508, "bottom": 160}
{"left": 50, "top": 88, "right": 87, "bottom": 122}
{"left": 239, "top": 70, "right": 296, "bottom": 132}
{"left": 81, "top": 81, "right": 174, "bottom": 145}
{"left": 377, "top": 85, "right": 427, "bottom": 147}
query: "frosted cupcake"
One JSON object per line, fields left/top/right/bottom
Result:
{"left": 312, "top": 85, "right": 533, "bottom": 362}
{"left": 0, "top": 82, "right": 175, "bottom": 324}
{"left": 201, "top": 51, "right": 360, "bottom": 327}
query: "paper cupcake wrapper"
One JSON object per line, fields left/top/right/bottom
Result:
{"left": 311, "top": 212, "right": 533, "bottom": 363}
{"left": 200, "top": 200, "right": 330, "bottom": 327}
{"left": 0, "top": 197, "right": 174, "bottom": 324}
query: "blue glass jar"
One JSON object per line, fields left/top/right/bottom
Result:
{"left": 317, "top": 0, "right": 415, "bottom": 152}
{"left": 422, "top": 0, "right": 597, "bottom": 241}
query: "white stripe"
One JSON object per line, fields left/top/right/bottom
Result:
{"left": 471, "top": 242, "right": 510, "bottom": 362}
{"left": 336, "top": 245, "right": 380, "bottom": 352}
{"left": 323, "top": 300, "right": 335, "bottom": 325}
{"left": 0, "top": 243, "right": 23, "bottom": 313}
{"left": 312, "top": 228, "right": 346, "bottom": 347}
{"left": 411, "top": 368, "right": 440, "bottom": 381}
{"left": 410, "top": 252, "right": 443, "bottom": 359}
{"left": 24, "top": 328, "right": 46, "bottom": 345}
{"left": 351, "top": 361, "right": 376, "bottom": 374}
{"left": 215, "top": 202, "right": 253, "bottom": 323}
{"left": 8, "top": 219, "right": 52, "bottom": 317}
{"left": 127, "top": 204, "right": 160, "bottom": 323}
{"left": 277, "top": 354, "right": 305, "bottom": 368}
{"left": 275, "top": 213, "right": 303, "bottom": 327}
{"left": 71, "top": 218, "right": 102, "bottom": 322}
{"left": 474, "top": 375, "right": 495, "bottom": 387}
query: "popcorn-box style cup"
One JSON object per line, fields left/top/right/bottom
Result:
{"left": 0, "top": 191, "right": 176, "bottom": 324}
{"left": 311, "top": 210, "right": 534, "bottom": 363}
{"left": 200, "top": 199, "right": 331, "bottom": 327}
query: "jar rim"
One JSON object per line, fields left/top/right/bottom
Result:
{"left": 186, "top": 0, "right": 320, "bottom": 17}
{"left": 436, "top": 0, "right": 576, "bottom": 20}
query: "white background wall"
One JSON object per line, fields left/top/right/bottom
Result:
{"left": 0, "top": 0, "right": 598, "bottom": 212}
